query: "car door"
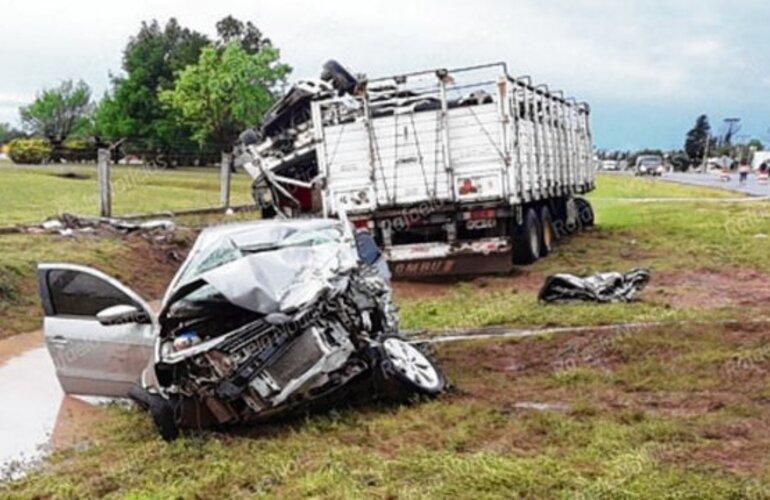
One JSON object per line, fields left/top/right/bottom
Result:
{"left": 37, "top": 263, "right": 156, "bottom": 398}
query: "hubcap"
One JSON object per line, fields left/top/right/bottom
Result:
{"left": 529, "top": 221, "right": 540, "bottom": 256}
{"left": 383, "top": 339, "right": 441, "bottom": 390}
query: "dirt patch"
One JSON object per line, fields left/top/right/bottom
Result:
{"left": 118, "top": 230, "right": 196, "bottom": 301}
{"left": 0, "top": 330, "right": 43, "bottom": 366}
{"left": 647, "top": 268, "right": 770, "bottom": 309}
{"left": 436, "top": 323, "right": 770, "bottom": 473}
{"left": 392, "top": 269, "right": 545, "bottom": 301}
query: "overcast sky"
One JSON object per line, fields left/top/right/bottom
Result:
{"left": 1, "top": 0, "right": 767, "bottom": 150}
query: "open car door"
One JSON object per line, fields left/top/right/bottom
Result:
{"left": 37, "top": 263, "right": 156, "bottom": 398}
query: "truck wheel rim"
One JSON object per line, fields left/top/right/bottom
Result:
{"left": 530, "top": 222, "right": 540, "bottom": 256}
{"left": 383, "top": 339, "right": 441, "bottom": 390}
{"left": 543, "top": 220, "right": 553, "bottom": 248}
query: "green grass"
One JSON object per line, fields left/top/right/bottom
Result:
{"left": 5, "top": 323, "right": 770, "bottom": 498}
{"left": 0, "top": 161, "right": 254, "bottom": 225}
{"left": 5, "top": 172, "right": 770, "bottom": 496}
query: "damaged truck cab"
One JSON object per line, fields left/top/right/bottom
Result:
{"left": 38, "top": 219, "right": 445, "bottom": 440}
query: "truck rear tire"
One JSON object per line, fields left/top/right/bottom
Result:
{"left": 539, "top": 206, "right": 555, "bottom": 257}
{"left": 575, "top": 198, "right": 594, "bottom": 228}
{"left": 513, "top": 208, "right": 541, "bottom": 265}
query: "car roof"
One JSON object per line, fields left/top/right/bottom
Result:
{"left": 195, "top": 218, "right": 343, "bottom": 249}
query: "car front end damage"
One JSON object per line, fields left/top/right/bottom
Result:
{"left": 135, "top": 221, "right": 444, "bottom": 439}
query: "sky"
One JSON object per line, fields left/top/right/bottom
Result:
{"left": 0, "top": 0, "right": 768, "bottom": 151}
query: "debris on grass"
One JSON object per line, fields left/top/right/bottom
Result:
{"left": 539, "top": 268, "right": 651, "bottom": 303}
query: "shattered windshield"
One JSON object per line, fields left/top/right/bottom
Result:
{"left": 178, "top": 239, "right": 242, "bottom": 285}
{"left": 175, "top": 225, "right": 347, "bottom": 289}
{"left": 241, "top": 227, "right": 344, "bottom": 252}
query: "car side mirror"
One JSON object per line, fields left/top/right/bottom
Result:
{"left": 97, "top": 304, "right": 150, "bottom": 326}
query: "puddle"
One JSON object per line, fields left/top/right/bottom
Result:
{"left": 0, "top": 333, "right": 107, "bottom": 478}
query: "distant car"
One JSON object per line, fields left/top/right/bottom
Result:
{"left": 37, "top": 219, "right": 445, "bottom": 440}
{"left": 600, "top": 160, "right": 619, "bottom": 171}
{"left": 634, "top": 156, "right": 665, "bottom": 176}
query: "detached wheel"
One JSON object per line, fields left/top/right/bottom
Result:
{"left": 379, "top": 337, "right": 445, "bottom": 398}
{"left": 513, "top": 208, "right": 542, "bottom": 265}
{"left": 575, "top": 198, "right": 594, "bottom": 228}
{"left": 539, "top": 206, "right": 555, "bottom": 257}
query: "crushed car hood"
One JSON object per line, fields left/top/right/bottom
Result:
{"left": 198, "top": 242, "right": 358, "bottom": 315}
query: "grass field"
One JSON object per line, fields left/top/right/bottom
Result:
{"left": 0, "top": 161, "right": 254, "bottom": 225}
{"left": 4, "top": 173, "right": 770, "bottom": 497}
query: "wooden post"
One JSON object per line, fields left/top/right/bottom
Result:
{"left": 98, "top": 148, "right": 111, "bottom": 217}
{"left": 220, "top": 151, "right": 232, "bottom": 209}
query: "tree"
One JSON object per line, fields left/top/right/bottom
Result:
{"left": 0, "top": 123, "right": 25, "bottom": 145}
{"left": 684, "top": 115, "right": 712, "bottom": 165}
{"left": 95, "top": 18, "right": 210, "bottom": 151}
{"left": 748, "top": 138, "right": 764, "bottom": 151}
{"left": 216, "top": 15, "right": 272, "bottom": 54}
{"left": 160, "top": 43, "right": 291, "bottom": 148}
{"left": 20, "top": 80, "right": 93, "bottom": 141}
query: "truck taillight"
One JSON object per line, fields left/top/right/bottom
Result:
{"left": 464, "top": 209, "right": 496, "bottom": 221}
{"left": 352, "top": 219, "right": 373, "bottom": 230}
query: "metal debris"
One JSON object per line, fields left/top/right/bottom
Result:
{"left": 538, "top": 269, "right": 651, "bottom": 303}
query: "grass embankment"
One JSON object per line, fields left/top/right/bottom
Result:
{"left": 4, "top": 174, "right": 770, "bottom": 496}
{"left": 400, "top": 174, "right": 769, "bottom": 330}
{"left": 5, "top": 322, "right": 770, "bottom": 497}
{"left": 2, "top": 173, "right": 769, "bottom": 337}
{"left": 0, "top": 161, "right": 253, "bottom": 225}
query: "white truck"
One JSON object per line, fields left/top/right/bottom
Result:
{"left": 242, "top": 61, "right": 595, "bottom": 279}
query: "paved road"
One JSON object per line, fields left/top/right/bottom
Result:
{"left": 662, "top": 172, "right": 770, "bottom": 197}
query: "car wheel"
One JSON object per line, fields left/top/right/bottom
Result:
{"left": 513, "top": 208, "right": 541, "bottom": 265}
{"left": 379, "top": 337, "right": 445, "bottom": 399}
{"left": 539, "top": 206, "right": 556, "bottom": 257}
{"left": 149, "top": 396, "right": 179, "bottom": 442}
{"left": 129, "top": 383, "right": 180, "bottom": 442}
{"left": 575, "top": 198, "right": 595, "bottom": 228}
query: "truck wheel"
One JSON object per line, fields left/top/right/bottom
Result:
{"left": 575, "top": 198, "right": 594, "bottom": 228}
{"left": 539, "top": 206, "right": 555, "bottom": 257}
{"left": 321, "top": 60, "right": 357, "bottom": 94}
{"left": 513, "top": 208, "right": 542, "bottom": 265}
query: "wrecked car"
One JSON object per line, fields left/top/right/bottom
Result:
{"left": 38, "top": 219, "right": 445, "bottom": 440}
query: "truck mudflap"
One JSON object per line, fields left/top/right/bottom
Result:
{"left": 385, "top": 238, "right": 513, "bottom": 279}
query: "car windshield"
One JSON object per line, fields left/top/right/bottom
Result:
{"left": 176, "top": 226, "right": 345, "bottom": 286}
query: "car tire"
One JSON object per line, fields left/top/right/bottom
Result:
{"left": 539, "top": 206, "right": 556, "bottom": 257}
{"left": 149, "top": 396, "right": 179, "bottom": 442}
{"left": 513, "top": 208, "right": 542, "bottom": 265}
{"left": 129, "top": 383, "right": 180, "bottom": 442}
{"left": 575, "top": 198, "right": 594, "bottom": 229}
{"left": 378, "top": 337, "right": 446, "bottom": 400}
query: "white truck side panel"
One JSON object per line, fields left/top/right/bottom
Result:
{"left": 317, "top": 65, "right": 594, "bottom": 216}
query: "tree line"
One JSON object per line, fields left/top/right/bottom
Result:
{"left": 1, "top": 16, "right": 291, "bottom": 166}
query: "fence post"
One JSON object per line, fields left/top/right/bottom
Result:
{"left": 220, "top": 151, "right": 232, "bottom": 209}
{"left": 98, "top": 148, "right": 111, "bottom": 218}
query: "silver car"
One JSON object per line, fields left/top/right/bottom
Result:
{"left": 38, "top": 219, "right": 445, "bottom": 440}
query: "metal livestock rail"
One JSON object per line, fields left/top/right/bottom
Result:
{"left": 309, "top": 62, "right": 594, "bottom": 278}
